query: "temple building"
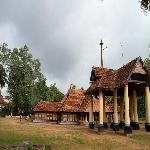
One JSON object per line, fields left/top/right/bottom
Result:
{"left": 33, "top": 89, "right": 113, "bottom": 125}
{"left": 86, "top": 57, "right": 150, "bottom": 134}
{"left": 33, "top": 101, "right": 61, "bottom": 123}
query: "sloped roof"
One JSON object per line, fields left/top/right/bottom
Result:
{"left": 33, "top": 89, "right": 113, "bottom": 113}
{"left": 115, "top": 57, "right": 141, "bottom": 88}
{"left": 83, "top": 99, "right": 113, "bottom": 113}
{"left": 33, "top": 101, "right": 62, "bottom": 112}
{"left": 60, "top": 89, "right": 88, "bottom": 112}
{"left": 83, "top": 99, "right": 97, "bottom": 112}
{"left": 88, "top": 68, "right": 117, "bottom": 92}
{"left": 60, "top": 89, "right": 113, "bottom": 113}
{"left": 87, "top": 57, "right": 147, "bottom": 92}
{"left": 105, "top": 104, "right": 114, "bottom": 113}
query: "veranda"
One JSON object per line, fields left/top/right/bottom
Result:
{"left": 87, "top": 57, "right": 150, "bottom": 135}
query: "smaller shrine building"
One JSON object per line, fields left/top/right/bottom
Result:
{"left": 33, "top": 89, "right": 113, "bottom": 125}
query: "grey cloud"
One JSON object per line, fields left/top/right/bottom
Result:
{"left": 0, "top": 0, "right": 150, "bottom": 94}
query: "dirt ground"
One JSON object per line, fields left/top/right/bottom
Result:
{"left": 0, "top": 117, "right": 150, "bottom": 150}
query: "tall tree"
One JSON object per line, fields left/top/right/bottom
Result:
{"left": 0, "top": 44, "right": 42, "bottom": 115}
{"left": 0, "top": 64, "right": 7, "bottom": 94}
{"left": 0, "top": 43, "right": 8, "bottom": 94}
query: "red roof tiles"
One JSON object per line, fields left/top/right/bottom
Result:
{"left": 33, "top": 101, "right": 61, "bottom": 112}
{"left": 60, "top": 89, "right": 88, "bottom": 112}
{"left": 115, "top": 57, "right": 141, "bottom": 88}
{"left": 88, "top": 57, "right": 146, "bottom": 92}
{"left": 33, "top": 89, "right": 113, "bottom": 113}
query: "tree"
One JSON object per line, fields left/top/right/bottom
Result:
{"left": 0, "top": 43, "right": 8, "bottom": 94}
{"left": 141, "top": 0, "right": 150, "bottom": 12}
{"left": 144, "top": 56, "right": 150, "bottom": 72}
{"left": 100, "top": 0, "right": 150, "bottom": 12}
{"left": 138, "top": 96, "right": 145, "bottom": 118}
{"left": 136, "top": 56, "right": 150, "bottom": 118}
{"left": 31, "top": 76, "right": 48, "bottom": 107}
{"left": 69, "top": 84, "right": 76, "bottom": 90}
{"left": 0, "top": 44, "right": 42, "bottom": 115}
{"left": 46, "top": 83, "right": 64, "bottom": 102}
{"left": 0, "top": 64, "right": 7, "bottom": 94}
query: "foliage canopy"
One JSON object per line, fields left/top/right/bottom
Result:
{"left": 0, "top": 44, "right": 64, "bottom": 115}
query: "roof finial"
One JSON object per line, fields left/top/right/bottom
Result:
{"left": 100, "top": 40, "right": 107, "bottom": 68}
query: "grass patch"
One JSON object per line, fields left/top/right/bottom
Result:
{"left": 130, "top": 134, "right": 150, "bottom": 146}
{"left": 0, "top": 117, "right": 150, "bottom": 150}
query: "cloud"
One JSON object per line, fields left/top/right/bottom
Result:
{"left": 0, "top": 0, "right": 150, "bottom": 94}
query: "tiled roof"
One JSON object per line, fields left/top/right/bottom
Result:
{"left": 60, "top": 89, "right": 88, "bottom": 112}
{"left": 87, "top": 57, "right": 144, "bottom": 92}
{"left": 33, "top": 89, "right": 114, "bottom": 113}
{"left": 83, "top": 99, "right": 113, "bottom": 113}
{"left": 91, "top": 67, "right": 111, "bottom": 79}
{"left": 105, "top": 104, "right": 114, "bottom": 113}
{"left": 90, "top": 68, "right": 117, "bottom": 91}
{"left": 33, "top": 101, "right": 62, "bottom": 112}
{"left": 115, "top": 57, "right": 140, "bottom": 88}
{"left": 84, "top": 99, "right": 99, "bottom": 112}
{"left": 60, "top": 89, "right": 113, "bottom": 113}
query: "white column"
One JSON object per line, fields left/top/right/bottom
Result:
{"left": 99, "top": 89, "right": 103, "bottom": 125}
{"left": 85, "top": 113, "right": 88, "bottom": 122}
{"left": 124, "top": 85, "right": 130, "bottom": 125}
{"left": 145, "top": 86, "right": 150, "bottom": 123}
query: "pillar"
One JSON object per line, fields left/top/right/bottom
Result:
{"left": 89, "top": 95, "right": 94, "bottom": 129}
{"left": 124, "top": 84, "right": 132, "bottom": 135}
{"left": 145, "top": 86, "right": 150, "bottom": 132}
{"left": 113, "top": 89, "right": 119, "bottom": 131}
{"left": 131, "top": 96, "right": 134, "bottom": 121}
{"left": 133, "top": 90, "right": 139, "bottom": 130}
{"left": 85, "top": 113, "right": 88, "bottom": 122}
{"left": 119, "top": 96, "right": 125, "bottom": 128}
{"left": 130, "top": 95, "right": 134, "bottom": 128}
{"left": 103, "top": 95, "right": 108, "bottom": 128}
{"left": 98, "top": 89, "right": 104, "bottom": 131}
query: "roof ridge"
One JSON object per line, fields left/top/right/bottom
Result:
{"left": 87, "top": 56, "right": 145, "bottom": 92}
{"left": 118, "top": 56, "right": 140, "bottom": 70}
{"left": 115, "top": 56, "right": 141, "bottom": 87}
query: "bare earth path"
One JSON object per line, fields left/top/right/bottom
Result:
{"left": 0, "top": 117, "right": 150, "bottom": 150}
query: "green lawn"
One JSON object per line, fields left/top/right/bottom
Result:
{"left": 0, "top": 118, "right": 150, "bottom": 150}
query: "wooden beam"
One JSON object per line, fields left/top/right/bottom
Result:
{"left": 128, "top": 80, "right": 146, "bottom": 84}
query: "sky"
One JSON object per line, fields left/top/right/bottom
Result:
{"left": 0, "top": 0, "right": 150, "bottom": 95}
